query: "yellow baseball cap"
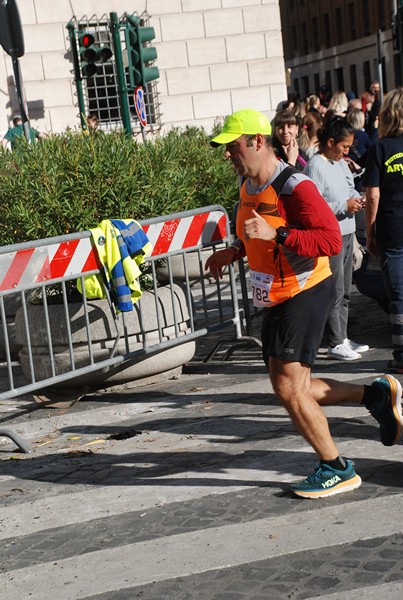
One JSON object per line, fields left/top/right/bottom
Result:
{"left": 210, "top": 109, "right": 272, "bottom": 147}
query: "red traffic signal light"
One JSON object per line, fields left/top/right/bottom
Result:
{"left": 81, "top": 33, "right": 94, "bottom": 48}
{"left": 78, "top": 32, "right": 97, "bottom": 76}
{"left": 77, "top": 30, "right": 112, "bottom": 78}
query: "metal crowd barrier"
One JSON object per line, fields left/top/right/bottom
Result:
{"left": 0, "top": 205, "right": 261, "bottom": 452}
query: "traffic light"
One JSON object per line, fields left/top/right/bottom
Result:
{"left": 125, "top": 15, "right": 159, "bottom": 89}
{"left": 78, "top": 31, "right": 113, "bottom": 78}
{"left": 0, "top": 0, "right": 25, "bottom": 58}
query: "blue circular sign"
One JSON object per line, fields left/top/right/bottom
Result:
{"left": 134, "top": 86, "right": 147, "bottom": 127}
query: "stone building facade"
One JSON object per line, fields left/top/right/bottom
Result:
{"left": 0, "top": 0, "right": 286, "bottom": 136}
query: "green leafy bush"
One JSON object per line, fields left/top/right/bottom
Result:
{"left": 0, "top": 126, "right": 238, "bottom": 245}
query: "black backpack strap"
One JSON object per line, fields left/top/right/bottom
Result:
{"left": 270, "top": 165, "right": 300, "bottom": 196}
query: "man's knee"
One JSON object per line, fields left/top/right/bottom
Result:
{"left": 269, "top": 360, "right": 310, "bottom": 406}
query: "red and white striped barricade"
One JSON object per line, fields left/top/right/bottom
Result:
{"left": 0, "top": 206, "right": 244, "bottom": 438}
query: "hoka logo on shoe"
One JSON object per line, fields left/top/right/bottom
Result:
{"left": 321, "top": 475, "right": 342, "bottom": 488}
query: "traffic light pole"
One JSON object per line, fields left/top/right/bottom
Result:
{"left": 400, "top": 0, "right": 403, "bottom": 85}
{"left": 393, "top": 0, "right": 403, "bottom": 85}
{"left": 110, "top": 12, "right": 132, "bottom": 137}
{"left": 376, "top": 29, "right": 384, "bottom": 103}
{"left": 11, "top": 55, "right": 30, "bottom": 141}
{"left": 66, "top": 21, "right": 87, "bottom": 131}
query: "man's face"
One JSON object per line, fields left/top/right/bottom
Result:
{"left": 275, "top": 122, "right": 298, "bottom": 146}
{"left": 370, "top": 82, "right": 380, "bottom": 95}
{"left": 347, "top": 99, "right": 362, "bottom": 112}
{"left": 224, "top": 135, "right": 256, "bottom": 177}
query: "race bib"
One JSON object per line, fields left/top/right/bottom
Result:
{"left": 250, "top": 269, "right": 274, "bottom": 307}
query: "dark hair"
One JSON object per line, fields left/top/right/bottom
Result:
{"left": 317, "top": 116, "right": 355, "bottom": 151}
{"left": 273, "top": 109, "right": 298, "bottom": 129}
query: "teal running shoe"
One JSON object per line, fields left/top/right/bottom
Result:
{"left": 370, "top": 375, "right": 403, "bottom": 446}
{"left": 290, "top": 460, "right": 362, "bottom": 499}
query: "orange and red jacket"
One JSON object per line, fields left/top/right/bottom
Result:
{"left": 236, "top": 172, "right": 342, "bottom": 307}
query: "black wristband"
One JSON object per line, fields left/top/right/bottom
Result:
{"left": 275, "top": 226, "right": 290, "bottom": 245}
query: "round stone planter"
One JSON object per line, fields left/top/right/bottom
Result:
{"left": 15, "top": 284, "right": 195, "bottom": 388}
{"left": 156, "top": 249, "right": 214, "bottom": 283}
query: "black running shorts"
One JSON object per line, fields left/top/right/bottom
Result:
{"left": 261, "top": 276, "right": 336, "bottom": 367}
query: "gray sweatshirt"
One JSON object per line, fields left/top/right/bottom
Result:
{"left": 303, "top": 154, "right": 360, "bottom": 235}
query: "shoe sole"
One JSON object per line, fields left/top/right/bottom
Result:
{"left": 383, "top": 374, "right": 403, "bottom": 445}
{"left": 291, "top": 474, "right": 362, "bottom": 499}
{"left": 326, "top": 354, "right": 362, "bottom": 361}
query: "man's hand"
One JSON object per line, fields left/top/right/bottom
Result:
{"left": 244, "top": 210, "right": 276, "bottom": 242}
{"left": 205, "top": 247, "right": 237, "bottom": 280}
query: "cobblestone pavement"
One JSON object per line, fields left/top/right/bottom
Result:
{"left": 0, "top": 289, "right": 403, "bottom": 599}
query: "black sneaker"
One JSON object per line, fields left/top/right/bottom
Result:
{"left": 387, "top": 360, "right": 403, "bottom": 375}
{"left": 370, "top": 375, "right": 403, "bottom": 446}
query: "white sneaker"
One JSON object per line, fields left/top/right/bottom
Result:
{"left": 344, "top": 338, "right": 369, "bottom": 353}
{"left": 327, "top": 341, "right": 362, "bottom": 361}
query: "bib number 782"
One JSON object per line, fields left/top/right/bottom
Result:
{"left": 249, "top": 269, "right": 274, "bottom": 307}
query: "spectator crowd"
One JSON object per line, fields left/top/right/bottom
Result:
{"left": 271, "top": 81, "right": 403, "bottom": 370}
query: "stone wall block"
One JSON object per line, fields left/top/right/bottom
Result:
{"left": 210, "top": 63, "right": 249, "bottom": 91}
{"left": 248, "top": 57, "right": 286, "bottom": 87}
{"left": 187, "top": 38, "right": 226, "bottom": 67}
{"left": 193, "top": 91, "right": 232, "bottom": 119}
{"left": 157, "top": 42, "right": 188, "bottom": 69}
{"left": 167, "top": 66, "right": 210, "bottom": 95}
{"left": 159, "top": 94, "right": 194, "bottom": 122}
{"left": 243, "top": 5, "right": 281, "bottom": 33}
{"left": 222, "top": 0, "right": 261, "bottom": 7}
{"left": 34, "top": 0, "right": 73, "bottom": 24}
{"left": 182, "top": 0, "right": 221, "bottom": 11}
{"left": 226, "top": 33, "right": 266, "bottom": 62}
{"left": 147, "top": 0, "right": 182, "bottom": 15}
{"left": 24, "top": 80, "right": 74, "bottom": 107}
{"left": 204, "top": 10, "right": 244, "bottom": 37}
{"left": 24, "top": 24, "right": 67, "bottom": 53}
{"left": 231, "top": 86, "right": 272, "bottom": 114}
{"left": 160, "top": 13, "right": 205, "bottom": 42}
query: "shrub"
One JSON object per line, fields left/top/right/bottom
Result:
{"left": 0, "top": 126, "right": 238, "bottom": 245}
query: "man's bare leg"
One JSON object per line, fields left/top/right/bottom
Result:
{"left": 269, "top": 357, "right": 402, "bottom": 454}
{"left": 268, "top": 358, "right": 350, "bottom": 460}
{"left": 309, "top": 376, "right": 364, "bottom": 406}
